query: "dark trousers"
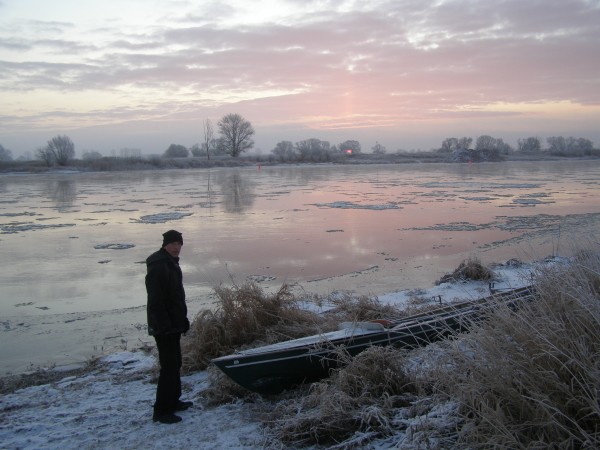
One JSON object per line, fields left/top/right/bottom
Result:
{"left": 153, "top": 333, "right": 182, "bottom": 414}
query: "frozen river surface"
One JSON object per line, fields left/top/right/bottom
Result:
{"left": 1, "top": 161, "right": 599, "bottom": 374}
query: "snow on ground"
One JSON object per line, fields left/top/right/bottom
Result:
{"left": 0, "top": 258, "right": 564, "bottom": 449}
{"left": 0, "top": 352, "right": 265, "bottom": 449}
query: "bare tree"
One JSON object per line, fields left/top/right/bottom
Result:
{"left": 190, "top": 143, "right": 202, "bottom": 157}
{"left": 202, "top": 118, "right": 214, "bottom": 160}
{"left": 475, "top": 135, "right": 512, "bottom": 155}
{"left": 440, "top": 137, "right": 459, "bottom": 153}
{"left": 575, "top": 138, "right": 594, "bottom": 155}
{"left": 82, "top": 151, "right": 103, "bottom": 160}
{"left": 0, "top": 144, "right": 13, "bottom": 161}
{"left": 218, "top": 113, "right": 255, "bottom": 157}
{"left": 518, "top": 137, "right": 541, "bottom": 153}
{"left": 372, "top": 141, "right": 387, "bottom": 154}
{"left": 475, "top": 135, "right": 497, "bottom": 152}
{"left": 338, "top": 140, "right": 361, "bottom": 154}
{"left": 295, "top": 138, "right": 332, "bottom": 161}
{"left": 440, "top": 137, "right": 472, "bottom": 153}
{"left": 547, "top": 136, "right": 571, "bottom": 154}
{"left": 163, "top": 144, "right": 189, "bottom": 158}
{"left": 457, "top": 137, "right": 473, "bottom": 150}
{"left": 36, "top": 146, "right": 55, "bottom": 166}
{"left": 548, "top": 136, "right": 594, "bottom": 156}
{"left": 47, "top": 135, "right": 75, "bottom": 166}
{"left": 272, "top": 141, "right": 296, "bottom": 161}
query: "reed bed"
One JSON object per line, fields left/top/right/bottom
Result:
{"left": 431, "top": 247, "right": 600, "bottom": 449}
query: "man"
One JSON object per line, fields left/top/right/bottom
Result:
{"left": 146, "top": 229, "right": 192, "bottom": 424}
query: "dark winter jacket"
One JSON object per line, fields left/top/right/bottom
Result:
{"left": 145, "top": 248, "right": 190, "bottom": 336}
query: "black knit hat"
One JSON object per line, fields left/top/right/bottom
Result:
{"left": 162, "top": 229, "right": 183, "bottom": 246}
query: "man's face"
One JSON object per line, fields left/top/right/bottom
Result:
{"left": 164, "top": 241, "right": 183, "bottom": 258}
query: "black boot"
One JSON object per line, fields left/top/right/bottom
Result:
{"left": 175, "top": 400, "right": 193, "bottom": 411}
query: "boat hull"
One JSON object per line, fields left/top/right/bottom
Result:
{"left": 211, "top": 286, "right": 534, "bottom": 394}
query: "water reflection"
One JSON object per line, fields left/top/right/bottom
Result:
{"left": 46, "top": 178, "right": 77, "bottom": 211}
{"left": 215, "top": 170, "right": 256, "bottom": 213}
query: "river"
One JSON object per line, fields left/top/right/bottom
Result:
{"left": 1, "top": 160, "right": 599, "bottom": 374}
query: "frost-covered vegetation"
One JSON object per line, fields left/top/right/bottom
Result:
{"left": 188, "top": 248, "right": 600, "bottom": 449}
{"left": 2, "top": 131, "right": 599, "bottom": 173}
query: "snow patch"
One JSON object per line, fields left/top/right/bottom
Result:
{"left": 93, "top": 243, "right": 135, "bottom": 250}
{"left": 132, "top": 212, "right": 193, "bottom": 223}
{"left": 313, "top": 201, "right": 400, "bottom": 210}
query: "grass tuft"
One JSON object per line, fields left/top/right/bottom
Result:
{"left": 436, "top": 256, "right": 495, "bottom": 285}
{"left": 266, "top": 346, "right": 415, "bottom": 447}
{"left": 182, "top": 282, "right": 336, "bottom": 372}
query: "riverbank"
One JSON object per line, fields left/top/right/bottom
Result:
{"left": 1, "top": 151, "right": 598, "bottom": 174}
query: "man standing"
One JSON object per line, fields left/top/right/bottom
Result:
{"left": 146, "top": 229, "right": 192, "bottom": 424}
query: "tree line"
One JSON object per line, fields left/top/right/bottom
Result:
{"left": 0, "top": 112, "right": 597, "bottom": 166}
{"left": 164, "top": 114, "right": 255, "bottom": 160}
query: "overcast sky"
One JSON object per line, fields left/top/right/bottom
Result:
{"left": 1, "top": 0, "right": 599, "bottom": 157}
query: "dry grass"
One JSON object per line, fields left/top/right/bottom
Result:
{"left": 0, "top": 356, "right": 106, "bottom": 395}
{"left": 431, "top": 247, "right": 600, "bottom": 449}
{"left": 183, "top": 283, "right": 407, "bottom": 375}
{"left": 182, "top": 282, "right": 331, "bottom": 372}
{"left": 201, "top": 365, "right": 263, "bottom": 405}
{"left": 0, "top": 366, "right": 83, "bottom": 395}
{"left": 266, "top": 346, "right": 416, "bottom": 447}
{"left": 324, "top": 291, "right": 406, "bottom": 322}
{"left": 193, "top": 249, "right": 599, "bottom": 448}
{"left": 436, "top": 256, "right": 495, "bottom": 285}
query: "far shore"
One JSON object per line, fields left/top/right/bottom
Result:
{"left": 2, "top": 151, "right": 599, "bottom": 174}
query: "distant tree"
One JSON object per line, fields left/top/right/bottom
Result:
{"left": 439, "top": 137, "right": 472, "bottom": 153}
{"left": 475, "top": 135, "right": 496, "bottom": 152}
{"left": 547, "top": 136, "right": 594, "bottom": 156}
{"left": 213, "top": 137, "right": 229, "bottom": 156}
{"left": 475, "top": 135, "right": 512, "bottom": 155}
{"left": 546, "top": 136, "right": 569, "bottom": 154}
{"left": 458, "top": 137, "right": 473, "bottom": 150}
{"left": 202, "top": 118, "right": 214, "bottom": 160}
{"left": 0, "top": 144, "right": 13, "bottom": 161}
{"left": 36, "top": 146, "right": 55, "bottom": 166}
{"left": 575, "top": 138, "right": 594, "bottom": 155}
{"left": 163, "top": 144, "right": 189, "bottom": 158}
{"left": 81, "top": 151, "right": 103, "bottom": 160}
{"left": 496, "top": 139, "right": 513, "bottom": 155}
{"left": 372, "top": 142, "right": 387, "bottom": 154}
{"left": 190, "top": 143, "right": 202, "bottom": 157}
{"left": 272, "top": 140, "right": 296, "bottom": 162}
{"left": 119, "top": 148, "right": 141, "bottom": 158}
{"left": 440, "top": 138, "right": 459, "bottom": 153}
{"left": 47, "top": 135, "right": 75, "bottom": 166}
{"left": 339, "top": 140, "right": 361, "bottom": 154}
{"left": 218, "top": 113, "right": 255, "bottom": 157}
{"left": 518, "top": 137, "right": 542, "bottom": 153}
{"left": 295, "top": 138, "right": 332, "bottom": 161}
